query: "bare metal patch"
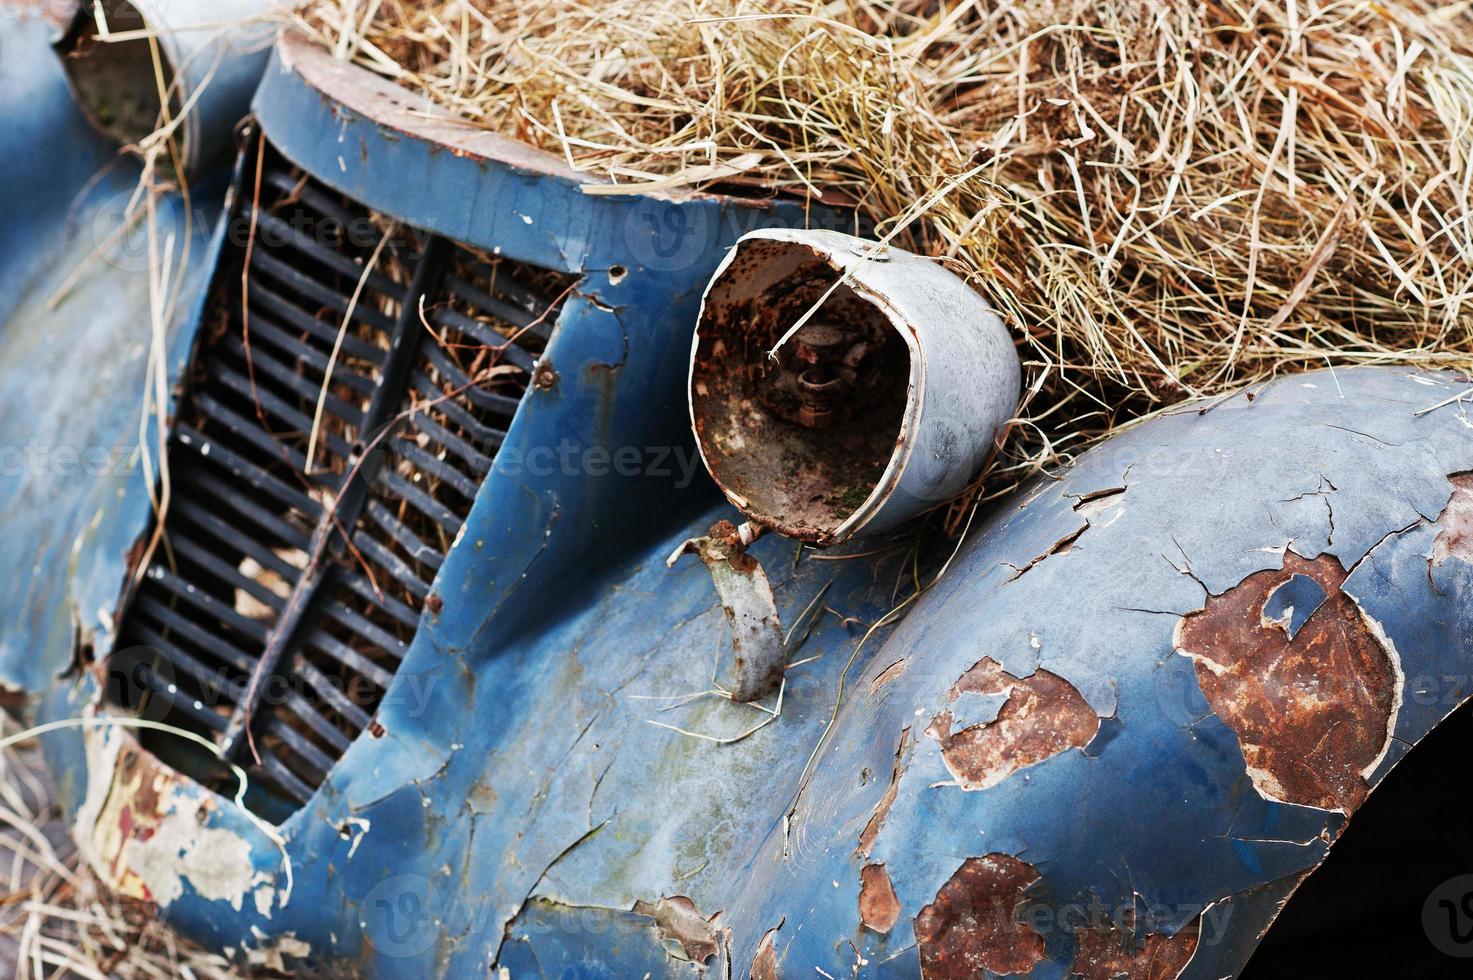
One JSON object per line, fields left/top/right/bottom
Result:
{"left": 859, "top": 864, "right": 901, "bottom": 934}
{"left": 633, "top": 895, "right": 721, "bottom": 963}
{"left": 915, "top": 854, "right": 1046, "bottom": 978}
{"left": 1432, "top": 475, "right": 1473, "bottom": 567}
{"left": 1070, "top": 916, "right": 1201, "bottom": 979}
{"left": 1176, "top": 552, "right": 1398, "bottom": 812}
{"left": 926, "top": 658, "right": 1099, "bottom": 791}
{"left": 858, "top": 729, "right": 909, "bottom": 857}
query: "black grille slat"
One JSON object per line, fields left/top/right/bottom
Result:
{"left": 319, "top": 600, "right": 409, "bottom": 661}
{"left": 131, "top": 596, "right": 258, "bottom": 674}
{"left": 336, "top": 573, "right": 421, "bottom": 632}
{"left": 409, "top": 370, "right": 511, "bottom": 441}
{"left": 291, "top": 658, "right": 371, "bottom": 732}
{"left": 246, "top": 207, "right": 405, "bottom": 296}
{"left": 350, "top": 534, "right": 433, "bottom": 603}
{"left": 241, "top": 315, "right": 382, "bottom": 396}
{"left": 419, "top": 344, "right": 526, "bottom": 417}
{"left": 168, "top": 537, "right": 287, "bottom": 614}
{"left": 218, "top": 339, "right": 368, "bottom": 427}
{"left": 175, "top": 425, "right": 322, "bottom": 518}
{"left": 248, "top": 249, "right": 398, "bottom": 334}
{"left": 264, "top": 715, "right": 337, "bottom": 775}
{"left": 145, "top": 566, "right": 271, "bottom": 643}
{"left": 246, "top": 287, "right": 388, "bottom": 361}
{"left": 391, "top": 443, "right": 481, "bottom": 502}
{"left": 301, "top": 629, "right": 395, "bottom": 689}
{"left": 253, "top": 749, "right": 315, "bottom": 804}
{"left": 373, "top": 469, "right": 463, "bottom": 538}
{"left": 123, "top": 658, "right": 230, "bottom": 732}
{"left": 363, "top": 499, "right": 446, "bottom": 570}
{"left": 188, "top": 472, "right": 312, "bottom": 550}
{"left": 112, "top": 142, "right": 575, "bottom": 815}
{"left": 407, "top": 413, "right": 494, "bottom": 473}
{"left": 125, "top": 622, "right": 243, "bottom": 698}
{"left": 204, "top": 360, "right": 357, "bottom": 461}
{"left": 192, "top": 392, "right": 313, "bottom": 473}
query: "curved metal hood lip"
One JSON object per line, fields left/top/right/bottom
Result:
{"left": 257, "top": 31, "right": 823, "bottom": 238}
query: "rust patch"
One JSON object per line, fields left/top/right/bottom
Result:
{"left": 1176, "top": 552, "right": 1398, "bottom": 812}
{"left": 1070, "top": 916, "right": 1201, "bottom": 979}
{"left": 633, "top": 895, "right": 720, "bottom": 963}
{"left": 1433, "top": 474, "right": 1473, "bottom": 567}
{"left": 926, "top": 658, "right": 1099, "bottom": 791}
{"left": 858, "top": 728, "right": 909, "bottom": 857}
{"left": 751, "top": 924, "right": 782, "bottom": 980}
{"left": 870, "top": 658, "right": 907, "bottom": 696}
{"left": 915, "top": 854, "right": 1046, "bottom": 978}
{"left": 859, "top": 864, "right": 902, "bottom": 934}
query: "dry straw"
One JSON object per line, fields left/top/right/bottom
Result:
{"left": 290, "top": 0, "right": 1473, "bottom": 485}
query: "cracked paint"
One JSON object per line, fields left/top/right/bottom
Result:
{"left": 858, "top": 728, "right": 908, "bottom": 858}
{"left": 926, "top": 658, "right": 1099, "bottom": 791}
{"left": 914, "top": 854, "right": 1046, "bottom": 978}
{"left": 1175, "top": 552, "right": 1399, "bottom": 812}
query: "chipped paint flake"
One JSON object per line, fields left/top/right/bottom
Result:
{"left": 73, "top": 717, "right": 277, "bottom": 916}
{"left": 926, "top": 658, "right": 1099, "bottom": 791}
{"left": 858, "top": 864, "right": 901, "bottom": 934}
{"left": 1176, "top": 552, "right": 1399, "bottom": 812}
{"left": 751, "top": 923, "right": 782, "bottom": 980}
{"left": 1432, "top": 474, "right": 1473, "bottom": 566}
{"left": 632, "top": 894, "right": 721, "bottom": 963}
{"left": 857, "top": 728, "right": 908, "bottom": 857}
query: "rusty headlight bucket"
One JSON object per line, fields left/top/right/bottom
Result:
{"left": 689, "top": 229, "right": 1020, "bottom": 546}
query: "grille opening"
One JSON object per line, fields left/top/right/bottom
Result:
{"left": 109, "top": 137, "right": 577, "bottom": 817}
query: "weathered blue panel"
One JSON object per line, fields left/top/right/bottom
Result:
{"left": 5, "top": 21, "right": 1473, "bottom": 980}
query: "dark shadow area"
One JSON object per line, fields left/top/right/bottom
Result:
{"left": 1241, "top": 697, "right": 1473, "bottom": 979}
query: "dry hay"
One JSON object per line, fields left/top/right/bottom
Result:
{"left": 288, "top": 0, "right": 1473, "bottom": 488}
{"left": 0, "top": 713, "right": 243, "bottom": 980}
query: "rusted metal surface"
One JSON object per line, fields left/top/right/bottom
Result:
{"left": 1069, "top": 915, "right": 1201, "bottom": 980}
{"left": 859, "top": 863, "right": 902, "bottom": 934}
{"left": 926, "top": 656, "right": 1099, "bottom": 792}
{"left": 750, "top": 924, "right": 782, "bottom": 979}
{"left": 689, "top": 230, "right": 1020, "bottom": 545}
{"left": 1176, "top": 553, "right": 1399, "bottom": 812}
{"left": 914, "top": 854, "right": 1046, "bottom": 978}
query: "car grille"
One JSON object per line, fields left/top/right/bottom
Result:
{"left": 108, "top": 136, "right": 574, "bottom": 814}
